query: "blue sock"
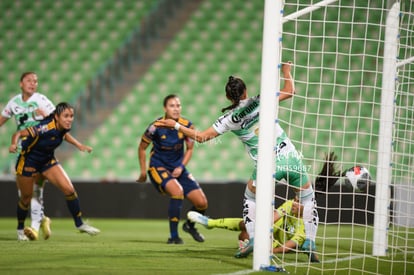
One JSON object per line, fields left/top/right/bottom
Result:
{"left": 17, "top": 200, "right": 29, "bottom": 230}
{"left": 168, "top": 197, "right": 183, "bottom": 239}
{"left": 65, "top": 192, "right": 83, "bottom": 227}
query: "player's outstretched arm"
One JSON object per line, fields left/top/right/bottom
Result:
{"left": 155, "top": 119, "right": 219, "bottom": 143}
{"left": 64, "top": 133, "right": 92, "bottom": 153}
{"left": 0, "top": 116, "right": 9, "bottom": 127}
{"left": 273, "top": 240, "right": 298, "bottom": 253}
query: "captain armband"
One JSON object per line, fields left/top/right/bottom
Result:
{"left": 174, "top": 122, "right": 181, "bottom": 131}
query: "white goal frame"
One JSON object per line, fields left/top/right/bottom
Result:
{"left": 255, "top": 0, "right": 409, "bottom": 270}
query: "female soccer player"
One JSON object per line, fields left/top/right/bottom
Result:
{"left": 9, "top": 102, "right": 100, "bottom": 239}
{"left": 1, "top": 72, "right": 92, "bottom": 241}
{"left": 155, "top": 63, "right": 319, "bottom": 257}
{"left": 137, "top": 94, "right": 208, "bottom": 244}
{"left": 1, "top": 72, "right": 55, "bottom": 240}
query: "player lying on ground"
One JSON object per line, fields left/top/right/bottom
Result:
{"left": 188, "top": 197, "right": 319, "bottom": 262}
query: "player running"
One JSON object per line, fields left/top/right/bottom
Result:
{"left": 9, "top": 102, "right": 100, "bottom": 239}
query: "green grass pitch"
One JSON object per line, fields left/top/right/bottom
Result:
{"left": 0, "top": 218, "right": 412, "bottom": 275}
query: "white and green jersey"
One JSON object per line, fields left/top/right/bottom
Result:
{"left": 212, "top": 95, "right": 296, "bottom": 162}
{"left": 1, "top": 93, "right": 55, "bottom": 130}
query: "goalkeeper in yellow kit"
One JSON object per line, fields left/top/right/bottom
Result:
{"left": 188, "top": 197, "right": 319, "bottom": 262}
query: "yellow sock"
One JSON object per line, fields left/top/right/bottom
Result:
{"left": 208, "top": 218, "right": 243, "bottom": 231}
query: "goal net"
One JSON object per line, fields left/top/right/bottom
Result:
{"left": 256, "top": 0, "right": 414, "bottom": 274}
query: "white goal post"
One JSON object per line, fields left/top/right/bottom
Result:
{"left": 255, "top": 0, "right": 413, "bottom": 273}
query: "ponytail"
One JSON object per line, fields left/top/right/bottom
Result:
{"left": 221, "top": 76, "right": 246, "bottom": 112}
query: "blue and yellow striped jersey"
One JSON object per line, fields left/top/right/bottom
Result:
{"left": 142, "top": 116, "right": 193, "bottom": 171}
{"left": 20, "top": 116, "right": 69, "bottom": 163}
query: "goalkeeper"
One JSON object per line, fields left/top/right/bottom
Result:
{"left": 188, "top": 198, "right": 319, "bottom": 262}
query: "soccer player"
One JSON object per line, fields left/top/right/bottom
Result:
{"left": 1, "top": 72, "right": 91, "bottom": 241}
{"left": 137, "top": 94, "right": 208, "bottom": 244}
{"left": 187, "top": 197, "right": 319, "bottom": 262}
{"left": 1, "top": 72, "right": 54, "bottom": 240}
{"left": 155, "top": 63, "right": 319, "bottom": 257}
{"left": 9, "top": 102, "right": 100, "bottom": 240}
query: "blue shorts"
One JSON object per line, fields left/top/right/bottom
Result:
{"left": 15, "top": 154, "right": 59, "bottom": 177}
{"left": 148, "top": 166, "right": 201, "bottom": 196}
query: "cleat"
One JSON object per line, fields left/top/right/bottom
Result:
{"left": 187, "top": 211, "right": 210, "bottom": 229}
{"left": 302, "top": 238, "right": 316, "bottom": 251}
{"left": 235, "top": 238, "right": 254, "bottom": 258}
{"left": 40, "top": 216, "right": 52, "bottom": 240}
{"left": 302, "top": 239, "right": 320, "bottom": 263}
{"left": 77, "top": 223, "right": 100, "bottom": 236}
{"left": 309, "top": 252, "right": 320, "bottom": 263}
{"left": 167, "top": 237, "right": 184, "bottom": 244}
{"left": 24, "top": 227, "right": 39, "bottom": 241}
{"left": 17, "top": 230, "right": 29, "bottom": 241}
{"left": 182, "top": 222, "right": 205, "bottom": 242}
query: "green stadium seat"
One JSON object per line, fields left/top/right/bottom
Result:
{"left": 32, "top": 1, "right": 386, "bottom": 181}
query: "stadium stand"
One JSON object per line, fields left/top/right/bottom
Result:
{"left": 0, "top": 0, "right": 158, "bottom": 173}
{"left": 2, "top": 0, "right": 379, "bottom": 182}
{"left": 65, "top": 1, "right": 380, "bottom": 181}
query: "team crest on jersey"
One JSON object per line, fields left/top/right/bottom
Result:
{"left": 38, "top": 124, "right": 49, "bottom": 133}
{"left": 148, "top": 124, "right": 156, "bottom": 134}
{"left": 161, "top": 134, "right": 167, "bottom": 139}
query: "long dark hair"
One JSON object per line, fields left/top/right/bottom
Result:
{"left": 221, "top": 76, "right": 246, "bottom": 113}
{"left": 315, "top": 152, "right": 342, "bottom": 192}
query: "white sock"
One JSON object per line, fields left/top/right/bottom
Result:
{"left": 30, "top": 184, "right": 44, "bottom": 231}
{"left": 242, "top": 197, "right": 256, "bottom": 240}
{"left": 302, "top": 198, "right": 319, "bottom": 242}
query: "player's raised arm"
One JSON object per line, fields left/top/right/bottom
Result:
{"left": 279, "top": 61, "right": 295, "bottom": 102}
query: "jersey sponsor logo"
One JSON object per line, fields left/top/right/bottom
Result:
{"left": 240, "top": 112, "right": 259, "bottom": 129}
{"left": 231, "top": 101, "right": 259, "bottom": 123}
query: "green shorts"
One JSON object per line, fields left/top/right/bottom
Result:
{"left": 251, "top": 154, "right": 309, "bottom": 188}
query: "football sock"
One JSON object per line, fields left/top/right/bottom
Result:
{"left": 208, "top": 218, "right": 242, "bottom": 231}
{"left": 17, "top": 200, "right": 29, "bottom": 230}
{"left": 302, "top": 199, "right": 319, "bottom": 242}
{"left": 168, "top": 197, "right": 183, "bottom": 238}
{"left": 243, "top": 198, "right": 256, "bottom": 239}
{"left": 65, "top": 192, "right": 83, "bottom": 227}
{"left": 30, "top": 183, "right": 44, "bottom": 231}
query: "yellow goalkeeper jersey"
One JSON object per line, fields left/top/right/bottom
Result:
{"left": 273, "top": 200, "right": 306, "bottom": 248}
